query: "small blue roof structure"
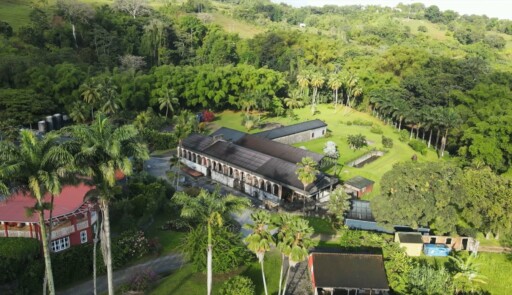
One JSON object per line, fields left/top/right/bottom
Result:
{"left": 254, "top": 119, "right": 326, "bottom": 140}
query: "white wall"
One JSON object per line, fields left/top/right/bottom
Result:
{"left": 181, "top": 158, "right": 207, "bottom": 175}
{"left": 212, "top": 171, "right": 235, "bottom": 187}
{"left": 273, "top": 127, "right": 327, "bottom": 145}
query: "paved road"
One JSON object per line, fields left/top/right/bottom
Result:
{"left": 58, "top": 253, "right": 184, "bottom": 295}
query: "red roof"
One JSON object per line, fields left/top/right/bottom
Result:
{"left": 0, "top": 183, "right": 94, "bottom": 223}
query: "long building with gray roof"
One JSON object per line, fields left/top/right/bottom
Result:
{"left": 179, "top": 126, "right": 337, "bottom": 206}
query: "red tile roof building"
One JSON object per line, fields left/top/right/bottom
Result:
{"left": 0, "top": 183, "right": 98, "bottom": 252}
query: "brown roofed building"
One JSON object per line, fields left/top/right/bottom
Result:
{"left": 308, "top": 252, "right": 390, "bottom": 295}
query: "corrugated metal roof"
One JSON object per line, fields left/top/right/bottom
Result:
{"left": 203, "top": 141, "right": 272, "bottom": 172}
{"left": 346, "top": 200, "right": 374, "bottom": 221}
{"left": 210, "top": 127, "right": 246, "bottom": 142}
{"left": 344, "top": 176, "right": 374, "bottom": 190}
{"left": 398, "top": 232, "right": 423, "bottom": 244}
{"left": 254, "top": 119, "right": 326, "bottom": 139}
{"left": 182, "top": 134, "right": 213, "bottom": 151}
{"left": 0, "top": 183, "right": 94, "bottom": 223}
{"left": 236, "top": 134, "right": 324, "bottom": 164}
{"left": 312, "top": 252, "right": 389, "bottom": 290}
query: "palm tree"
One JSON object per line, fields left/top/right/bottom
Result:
{"left": 65, "top": 114, "right": 149, "bottom": 295}
{"left": 100, "top": 85, "right": 121, "bottom": 115}
{"left": 172, "top": 189, "right": 250, "bottom": 295}
{"left": 343, "top": 73, "right": 358, "bottom": 106}
{"left": 281, "top": 218, "right": 315, "bottom": 295}
{"left": 310, "top": 71, "right": 325, "bottom": 107}
{"left": 348, "top": 85, "right": 363, "bottom": 107}
{"left": 68, "top": 101, "right": 91, "bottom": 123}
{"left": 449, "top": 254, "right": 487, "bottom": 294}
{"left": 173, "top": 110, "right": 199, "bottom": 140}
{"left": 244, "top": 210, "right": 274, "bottom": 295}
{"left": 328, "top": 73, "right": 343, "bottom": 107}
{"left": 390, "top": 99, "right": 410, "bottom": 131}
{"left": 80, "top": 81, "right": 101, "bottom": 118}
{"left": 158, "top": 88, "right": 179, "bottom": 118}
{"left": 0, "top": 130, "right": 74, "bottom": 295}
{"left": 439, "top": 108, "right": 461, "bottom": 157}
{"left": 275, "top": 214, "right": 295, "bottom": 295}
{"left": 295, "top": 157, "right": 319, "bottom": 211}
{"left": 296, "top": 72, "right": 311, "bottom": 96}
{"left": 284, "top": 89, "right": 304, "bottom": 110}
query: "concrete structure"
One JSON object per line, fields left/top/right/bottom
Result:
{"left": 421, "top": 235, "right": 479, "bottom": 252}
{"left": 0, "top": 184, "right": 98, "bottom": 252}
{"left": 308, "top": 251, "right": 389, "bottom": 295}
{"left": 395, "top": 232, "right": 424, "bottom": 257}
{"left": 254, "top": 119, "right": 327, "bottom": 145}
{"left": 344, "top": 176, "right": 375, "bottom": 198}
{"left": 179, "top": 128, "right": 337, "bottom": 208}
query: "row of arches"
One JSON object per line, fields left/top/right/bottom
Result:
{"left": 179, "top": 147, "right": 282, "bottom": 197}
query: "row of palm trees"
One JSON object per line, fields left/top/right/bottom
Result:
{"left": 172, "top": 187, "right": 315, "bottom": 295}
{"left": 294, "top": 69, "right": 363, "bottom": 111}
{"left": 370, "top": 93, "right": 461, "bottom": 157}
{"left": 0, "top": 114, "right": 149, "bottom": 295}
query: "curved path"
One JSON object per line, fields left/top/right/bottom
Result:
{"left": 57, "top": 253, "right": 184, "bottom": 295}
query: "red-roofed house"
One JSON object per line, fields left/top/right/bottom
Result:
{"left": 0, "top": 183, "right": 98, "bottom": 252}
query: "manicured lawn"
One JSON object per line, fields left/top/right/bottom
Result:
{"left": 150, "top": 249, "right": 282, "bottom": 295}
{"left": 0, "top": 0, "right": 32, "bottom": 30}
{"left": 419, "top": 253, "right": 512, "bottom": 295}
{"left": 305, "top": 216, "right": 336, "bottom": 235}
{"left": 210, "top": 104, "right": 442, "bottom": 199}
{"left": 146, "top": 211, "right": 187, "bottom": 254}
{"left": 477, "top": 253, "right": 512, "bottom": 295}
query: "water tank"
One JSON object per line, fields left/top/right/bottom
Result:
{"left": 38, "top": 121, "right": 46, "bottom": 133}
{"left": 53, "top": 113, "right": 62, "bottom": 130}
{"left": 45, "top": 116, "right": 54, "bottom": 131}
{"left": 62, "top": 114, "right": 70, "bottom": 125}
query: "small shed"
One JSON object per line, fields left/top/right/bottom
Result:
{"left": 308, "top": 252, "right": 389, "bottom": 295}
{"left": 395, "top": 232, "right": 424, "bottom": 256}
{"left": 344, "top": 176, "right": 374, "bottom": 198}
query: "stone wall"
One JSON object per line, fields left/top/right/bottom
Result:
{"left": 181, "top": 158, "right": 207, "bottom": 174}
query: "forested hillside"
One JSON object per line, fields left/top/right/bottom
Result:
{"left": 0, "top": 0, "right": 511, "bottom": 176}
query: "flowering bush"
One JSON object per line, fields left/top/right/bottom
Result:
{"left": 202, "top": 110, "right": 215, "bottom": 122}
{"left": 112, "top": 230, "right": 150, "bottom": 267}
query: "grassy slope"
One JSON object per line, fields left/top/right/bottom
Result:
{"left": 210, "top": 104, "right": 441, "bottom": 199}
{"left": 197, "top": 12, "right": 263, "bottom": 39}
{"left": 150, "top": 249, "right": 282, "bottom": 295}
{"left": 0, "top": 0, "right": 32, "bottom": 30}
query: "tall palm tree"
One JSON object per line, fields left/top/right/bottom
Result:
{"left": 0, "top": 130, "right": 74, "bottom": 295}
{"left": 80, "top": 81, "right": 101, "bottom": 118}
{"left": 296, "top": 72, "right": 311, "bottom": 96}
{"left": 68, "top": 101, "right": 91, "bottom": 123}
{"left": 449, "top": 254, "right": 487, "bottom": 294}
{"left": 172, "top": 189, "right": 250, "bottom": 295}
{"left": 295, "top": 157, "right": 319, "bottom": 211}
{"left": 348, "top": 85, "right": 363, "bottom": 107}
{"left": 244, "top": 210, "right": 274, "bottom": 295}
{"left": 343, "top": 73, "right": 358, "bottom": 106}
{"left": 328, "top": 73, "right": 343, "bottom": 107}
{"left": 281, "top": 218, "right": 315, "bottom": 295}
{"left": 275, "top": 214, "right": 295, "bottom": 295}
{"left": 173, "top": 110, "right": 199, "bottom": 140}
{"left": 439, "top": 108, "right": 461, "bottom": 157}
{"left": 65, "top": 114, "right": 149, "bottom": 295}
{"left": 310, "top": 71, "right": 325, "bottom": 107}
{"left": 158, "top": 88, "right": 179, "bottom": 118}
{"left": 100, "top": 85, "right": 121, "bottom": 115}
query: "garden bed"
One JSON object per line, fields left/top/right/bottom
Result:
{"left": 346, "top": 151, "right": 385, "bottom": 168}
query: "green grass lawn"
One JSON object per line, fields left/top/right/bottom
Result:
{"left": 150, "top": 249, "right": 282, "bottom": 295}
{"left": 145, "top": 211, "right": 187, "bottom": 255}
{"left": 210, "top": 104, "right": 442, "bottom": 199}
{"left": 0, "top": 0, "right": 33, "bottom": 30}
{"left": 305, "top": 216, "right": 336, "bottom": 235}
{"left": 197, "top": 12, "right": 263, "bottom": 39}
{"left": 419, "top": 253, "right": 512, "bottom": 295}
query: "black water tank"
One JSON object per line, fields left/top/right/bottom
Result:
{"left": 46, "top": 116, "right": 54, "bottom": 131}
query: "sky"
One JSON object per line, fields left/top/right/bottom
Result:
{"left": 270, "top": 0, "right": 512, "bottom": 20}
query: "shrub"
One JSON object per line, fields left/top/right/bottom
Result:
{"left": 324, "top": 130, "right": 332, "bottom": 138}
{"left": 347, "top": 134, "right": 368, "bottom": 150}
{"left": 408, "top": 139, "right": 428, "bottom": 155}
{"left": 346, "top": 120, "right": 353, "bottom": 126}
{"left": 382, "top": 136, "right": 393, "bottom": 148}
{"left": 456, "top": 226, "right": 478, "bottom": 238}
{"left": 0, "top": 238, "right": 43, "bottom": 294}
{"left": 219, "top": 276, "right": 255, "bottom": 295}
{"left": 398, "top": 130, "right": 409, "bottom": 142}
{"left": 370, "top": 124, "right": 383, "bottom": 134}
{"left": 52, "top": 243, "right": 105, "bottom": 287}
{"left": 129, "top": 268, "right": 158, "bottom": 292}
{"left": 352, "top": 119, "right": 373, "bottom": 126}
{"left": 417, "top": 25, "right": 428, "bottom": 32}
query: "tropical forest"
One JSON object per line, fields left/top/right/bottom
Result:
{"left": 0, "top": 0, "right": 511, "bottom": 294}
